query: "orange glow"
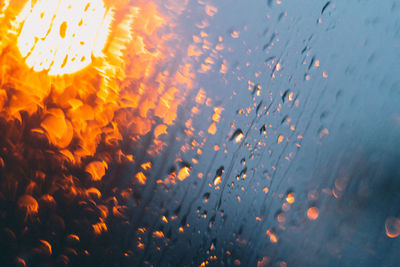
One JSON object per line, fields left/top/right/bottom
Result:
{"left": 40, "top": 194, "right": 56, "bottom": 206}
{"left": 0, "top": 1, "right": 198, "bottom": 247}
{"left": 17, "top": 0, "right": 112, "bottom": 75}
{"left": 231, "top": 31, "right": 239, "bottom": 38}
{"left": 40, "top": 108, "right": 73, "bottom": 148}
{"left": 0, "top": 0, "right": 194, "bottom": 165}
{"left": 177, "top": 167, "right": 191, "bottom": 181}
{"left": 210, "top": 243, "right": 215, "bottom": 251}
{"left": 154, "top": 124, "right": 168, "bottom": 138}
{"left": 16, "top": 257, "right": 26, "bottom": 267}
{"left": 208, "top": 122, "right": 217, "bottom": 135}
{"left": 152, "top": 231, "right": 165, "bottom": 238}
{"left": 286, "top": 192, "right": 295, "bottom": 204}
{"left": 39, "top": 240, "right": 52, "bottom": 255}
{"left": 213, "top": 176, "right": 222, "bottom": 186}
{"left": 67, "top": 234, "right": 80, "bottom": 242}
{"left": 212, "top": 107, "right": 223, "bottom": 122}
{"left": 141, "top": 162, "right": 152, "bottom": 170}
{"left": 288, "top": 92, "right": 294, "bottom": 101}
{"left": 86, "top": 187, "right": 102, "bottom": 199}
{"left": 385, "top": 217, "right": 400, "bottom": 238}
{"left": 205, "top": 5, "right": 218, "bottom": 17}
{"left": 332, "top": 188, "right": 340, "bottom": 199}
{"left": 266, "top": 229, "right": 278, "bottom": 243}
{"left": 85, "top": 161, "right": 107, "bottom": 181}
{"left": 92, "top": 220, "right": 107, "bottom": 235}
{"left": 136, "top": 172, "right": 147, "bottom": 184}
{"left": 307, "top": 207, "right": 319, "bottom": 220}
{"left": 235, "top": 133, "right": 244, "bottom": 143}
{"left": 257, "top": 257, "right": 269, "bottom": 267}
{"left": 17, "top": 195, "right": 38, "bottom": 221}
{"left": 220, "top": 60, "right": 228, "bottom": 74}
{"left": 137, "top": 242, "right": 145, "bottom": 250}
{"left": 195, "top": 89, "right": 206, "bottom": 104}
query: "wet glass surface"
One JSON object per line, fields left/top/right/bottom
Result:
{"left": 0, "top": 0, "right": 399, "bottom": 266}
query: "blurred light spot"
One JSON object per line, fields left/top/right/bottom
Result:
{"left": 177, "top": 167, "right": 191, "bottom": 181}
{"left": 385, "top": 217, "right": 400, "bottom": 238}
{"left": 307, "top": 207, "right": 319, "bottom": 220}
{"left": 286, "top": 192, "right": 295, "bottom": 204}
{"left": 257, "top": 257, "right": 269, "bottom": 267}
{"left": 231, "top": 31, "right": 240, "bottom": 38}
{"left": 208, "top": 122, "right": 217, "bottom": 135}
{"left": 85, "top": 161, "right": 107, "bottom": 181}
{"left": 136, "top": 172, "right": 147, "bottom": 184}
{"left": 152, "top": 231, "right": 165, "bottom": 238}
{"left": 266, "top": 229, "right": 278, "bottom": 243}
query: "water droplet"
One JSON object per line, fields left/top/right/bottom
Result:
{"left": 213, "top": 176, "right": 222, "bottom": 186}
{"left": 276, "top": 211, "right": 285, "bottom": 223}
{"left": 239, "top": 167, "right": 247, "bottom": 180}
{"left": 385, "top": 217, "right": 400, "bottom": 238}
{"left": 286, "top": 192, "right": 295, "bottom": 204}
{"left": 203, "top": 193, "right": 210, "bottom": 203}
{"left": 230, "top": 129, "right": 244, "bottom": 143}
{"left": 260, "top": 124, "right": 267, "bottom": 135}
{"left": 252, "top": 84, "right": 261, "bottom": 95}
{"left": 307, "top": 206, "right": 319, "bottom": 220}
{"left": 266, "top": 229, "right": 278, "bottom": 243}
{"left": 321, "top": 1, "right": 331, "bottom": 14}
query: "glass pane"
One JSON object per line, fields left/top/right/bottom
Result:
{"left": 0, "top": 0, "right": 399, "bottom": 266}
